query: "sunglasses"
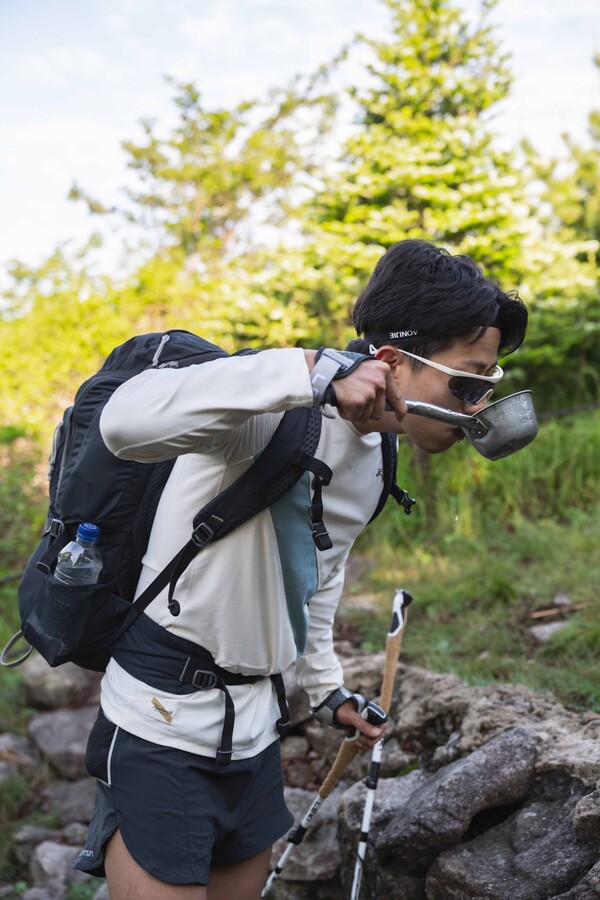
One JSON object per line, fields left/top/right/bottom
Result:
{"left": 396, "top": 348, "right": 504, "bottom": 404}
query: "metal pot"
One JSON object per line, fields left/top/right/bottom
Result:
{"left": 405, "top": 391, "right": 538, "bottom": 460}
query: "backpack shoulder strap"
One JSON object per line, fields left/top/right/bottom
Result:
{"left": 116, "top": 406, "right": 328, "bottom": 633}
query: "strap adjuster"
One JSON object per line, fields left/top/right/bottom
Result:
{"left": 189, "top": 668, "right": 218, "bottom": 690}
{"left": 312, "top": 521, "right": 333, "bottom": 551}
{"left": 49, "top": 518, "right": 65, "bottom": 537}
{"left": 191, "top": 522, "right": 215, "bottom": 548}
{"left": 216, "top": 747, "right": 233, "bottom": 765}
{"left": 276, "top": 716, "right": 291, "bottom": 737}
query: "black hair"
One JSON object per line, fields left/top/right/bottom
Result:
{"left": 348, "top": 239, "right": 528, "bottom": 365}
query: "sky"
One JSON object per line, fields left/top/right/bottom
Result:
{"left": 0, "top": 0, "right": 598, "bottom": 280}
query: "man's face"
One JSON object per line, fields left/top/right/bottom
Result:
{"left": 391, "top": 326, "right": 502, "bottom": 454}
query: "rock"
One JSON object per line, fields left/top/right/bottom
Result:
{"left": 426, "top": 772, "right": 600, "bottom": 900}
{"left": 393, "top": 666, "right": 469, "bottom": 749}
{"left": 449, "top": 682, "right": 563, "bottom": 755}
{"left": 392, "top": 666, "right": 600, "bottom": 787}
{"left": 303, "top": 721, "right": 367, "bottom": 783}
{"left": 30, "top": 840, "right": 91, "bottom": 889}
{"left": 42, "top": 777, "right": 97, "bottom": 826}
{"left": 378, "top": 738, "right": 415, "bottom": 778}
{"left": 282, "top": 757, "right": 318, "bottom": 790}
{"left": 393, "top": 667, "right": 561, "bottom": 752}
{"left": 61, "top": 822, "right": 90, "bottom": 845}
{"left": 550, "top": 859, "right": 600, "bottom": 898}
{"left": 21, "top": 656, "right": 91, "bottom": 710}
{"left": 0, "top": 733, "right": 39, "bottom": 773}
{"left": 268, "top": 879, "right": 344, "bottom": 899}
{"left": 13, "top": 825, "right": 61, "bottom": 864}
{"left": 341, "top": 650, "right": 386, "bottom": 701}
{"left": 270, "top": 784, "right": 349, "bottom": 883}
{"left": 22, "top": 888, "right": 63, "bottom": 900}
{"left": 375, "top": 727, "right": 539, "bottom": 861}
{"left": 530, "top": 621, "right": 570, "bottom": 642}
{"left": 537, "top": 718, "right": 600, "bottom": 787}
{"left": 573, "top": 790, "right": 600, "bottom": 842}
{"left": 339, "top": 772, "right": 431, "bottom": 899}
{"left": 281, "top": 736, "right": 311, "bottom": 760}
{"left": 27, "top": 706, "right": 97, "bottom": 780}
{"left": 338, "top": 727, "right": 543, "bottom": 898}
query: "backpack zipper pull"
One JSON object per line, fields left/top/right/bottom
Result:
{"left": 152, "top": 334, "right": 171, "bottom": 367}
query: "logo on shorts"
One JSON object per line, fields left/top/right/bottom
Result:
{"left": 79, "top": 849, "right": 94, "bottom": 858}
{"left": 151, "top": 696, "right": 174, "bottom": 724}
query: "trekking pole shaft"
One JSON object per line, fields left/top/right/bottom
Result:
{"left": 349, "top": 588, "right": 412, "bottom": 899}
{"left": 350, "top": 737, "right": 383, "bottom": 900}
{"left": 319, "top": 737, "right": 360, "bottom": 800}
{"left": 261, "top": 793, "right": 325, "bottom": 897}
{"left": 263, "top": 589, "right": 412, "bottom": 897}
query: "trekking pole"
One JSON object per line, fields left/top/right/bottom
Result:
{"left": 350, "top": 587, "right": 412, "bottom": 899}
{"left": 262, "top": 588, "right": 412, "bottom": 898}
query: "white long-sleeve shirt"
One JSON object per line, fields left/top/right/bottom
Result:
{"left": 98, "top": 348, "right": 387, "bottom": 759}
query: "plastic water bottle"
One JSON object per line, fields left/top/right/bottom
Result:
{"left": 54, "top": 523, "right": 102, "bottom": 586}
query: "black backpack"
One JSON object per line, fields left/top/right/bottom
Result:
{"left": 3, "top": 330, "right": 413, "bottom": 673}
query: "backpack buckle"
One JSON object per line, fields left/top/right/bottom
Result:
{"left": 191, "top": 522, "right": 215, "bottom": 548}
{"left": 312, "top": 521, "right": 333, "bottom": 551}
{"left": 190, "top": 669, "right": 218, "bottom": 690}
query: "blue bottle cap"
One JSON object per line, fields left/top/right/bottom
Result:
{"left": 76, "top": 522, "right": 101, "bottom": 542}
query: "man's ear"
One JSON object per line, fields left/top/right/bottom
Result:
{"left": 374, "top": 345, "right": 399, "bottom": 369}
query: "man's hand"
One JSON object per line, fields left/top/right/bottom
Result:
{"left": 332, "top": 360, "right": 407, "bottom": 424}
{"left": 334, "top": 699, "right": 387, "bottom": 753}
{"left": 304, "top": 350, "right": 407, "bottom": 424}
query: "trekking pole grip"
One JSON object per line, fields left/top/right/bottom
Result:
{"left": 379, "top": 589, "right": 412, "bottom": 713}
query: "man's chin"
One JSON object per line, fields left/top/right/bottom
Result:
{"left": 417, "top": 429, "right": 465, "bottom": 454}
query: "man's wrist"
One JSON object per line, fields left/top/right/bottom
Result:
{"left": 311, "top": 686, "right": 363, "bottom": 729}
{"left": 308, "top": 348, "right": 372, "bottom": 407}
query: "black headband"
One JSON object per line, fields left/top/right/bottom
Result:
{"left": 361, "top": 330, "right": 418, "bottom": 342}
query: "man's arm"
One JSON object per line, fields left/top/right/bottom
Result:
{"left": 294, "top": 562, "right": 386, "bottom": 751}
{"left": 100, "top": 348, "right": 314, "bottom": 462}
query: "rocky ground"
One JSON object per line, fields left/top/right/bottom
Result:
{"left": 1, "top": 636, "right": 599, "bottom": 899}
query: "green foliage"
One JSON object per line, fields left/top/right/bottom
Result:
{"left": 515, "top": 61, "right": 600, "bottom": 409}
{"left": 66, "top": 883, "right": 101, "bottom": 900}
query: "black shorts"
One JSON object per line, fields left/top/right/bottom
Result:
{"left": 71, "top": 709, "right": 293, "bottom": 885}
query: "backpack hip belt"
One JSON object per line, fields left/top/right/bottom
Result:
{"left": 110, "top": 612, "right": 290, "bottom": 765}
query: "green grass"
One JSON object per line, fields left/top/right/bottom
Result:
{"left": 0, "top": 762, "right": 60, "bottom": 884}
{"left": 347, "top": 510, "right": 600, "bottom": 711}
{"left": 347, "top": 412, "right": 600, "bottom": 713}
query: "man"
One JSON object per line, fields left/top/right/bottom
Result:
{"left": 73, "top": 239, "right": 528, "bottom": 898}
